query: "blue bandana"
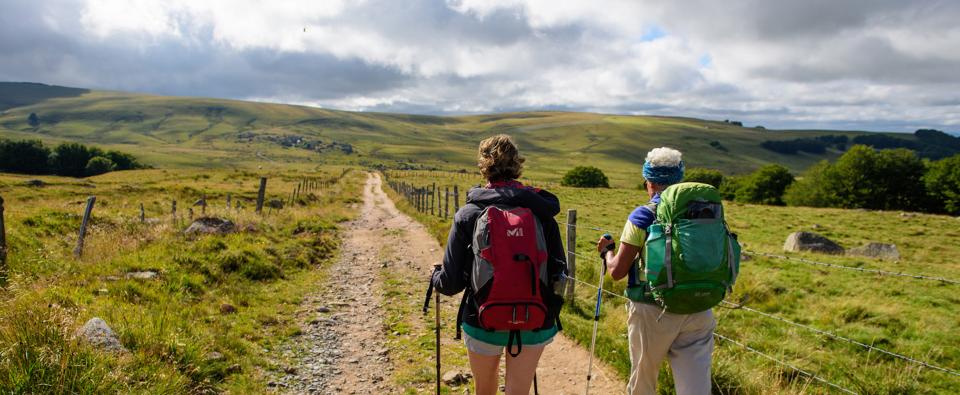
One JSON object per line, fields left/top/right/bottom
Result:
{"left": 642, "top": 161, "right": 684, "bottom": 185}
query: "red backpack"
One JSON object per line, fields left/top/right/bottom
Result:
{"left": 469, "top": 204, "right": 549, "bottom": 355}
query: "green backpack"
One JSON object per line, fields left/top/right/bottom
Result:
{"left": 642, "top": 182, "right": 740, "bottom": 314}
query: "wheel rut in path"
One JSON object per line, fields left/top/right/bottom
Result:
{"left": 275, "top": 173, "right": 624, "bottom": 394}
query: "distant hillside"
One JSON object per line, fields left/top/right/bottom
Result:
{"left": 0, "top": 82, "right": 89, "bottom": 111}
{"left": 0, "top": 82, "right": 929, "bottom": 186}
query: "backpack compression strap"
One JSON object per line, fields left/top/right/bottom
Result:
{"left": 506, "top": 330, "right": 523, "bottom": 357}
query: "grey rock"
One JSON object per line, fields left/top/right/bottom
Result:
{"left": 783, "top": 232, "right": 844, "bottom": 255}
{"left": 76, "top": 317, "right": 126, "bottom": 353}
{"left": 125, "top": 271, "right": 159, "bottom": 280}
{"left": 184, "top": 217, "right": 236, "bottom": 235}
{"left": 848, "top": 243, "right": 900, "bottom": 261}
{"left": 443, "top": 370, "right": 472, "bottom": 386}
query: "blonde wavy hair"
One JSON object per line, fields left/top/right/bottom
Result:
{"left": 477, "top": 134, "right": 524, "bottom": 181}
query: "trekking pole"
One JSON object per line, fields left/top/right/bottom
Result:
{"left": 423, "top": 265, "right": 442, "bottom": 395}
{"left": 586, "top": 234, "right": 614, "bottom": 395}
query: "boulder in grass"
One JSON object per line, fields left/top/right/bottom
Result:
{"left": 848, "top": 243, "right": 900, "bottom": 261}
{"left": 783, "top": 231, "right": 844, "bottom": 255}
{"left": 184, "top": 217, "right": 235, "bottom": 235}
{"left": 76, "top": 317, "right": 127, "bottom": 353}
{"left": 442, "top": 370, "right": 472, "bottom": 386}
{"left": 125, "top": 271, "right": 159, "bottom": 280}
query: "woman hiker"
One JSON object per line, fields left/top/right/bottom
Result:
{"left": 431, "top": 134, "right": 567, "bottom": 395}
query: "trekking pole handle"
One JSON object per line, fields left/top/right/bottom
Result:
{"left": 599, "top": 234, "right": 614, "bottom": 273}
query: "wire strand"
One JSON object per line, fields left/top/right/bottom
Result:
{"left": 713, "top": 332, "right": 858, "bottom": 395}
{"left": 721, "top": 301, "right": 960, "bottom": 377}
{"left": 744, "top": 251, "right": 960, "bottom": 285}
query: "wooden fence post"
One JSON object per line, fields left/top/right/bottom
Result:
{"left": 256, "top": 177, "right": 267, "bottom": 214}
{"left": 73, "top": 196, "right": 96, "bottom": 258}
{"left": 201, "top": 193, "right": 207, "bottom": 215}
{"left": 431, "top": 183, "right": 436, "bottom": 216}
{"left": 226, "top": 193, "right": 232, "bottom": 209}
{"left": 453, "top": 185, "right": 460, "bottom": 213}
{"left": 172, "top": 200, "right": 177, "bottom": 224}
{"left": 444, "top": 187, "right": 450, "bottom": 220}
{"left": 188, "top": 208, "right": 194, "bottom": 221}
{"left": 565, "top": 209, "right": 577, "bottom": 298}
{"left": 139, "top": 203, "right": 145, "bottom": 223}
{"left": 0, "top": 196, "right": 7, "bottom": 275}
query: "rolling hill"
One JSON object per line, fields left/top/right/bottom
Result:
{"left": 0, "top": 82, "right": 922, "bottom": 187}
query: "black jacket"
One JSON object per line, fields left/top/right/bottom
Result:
{"left": 431, "top": 184, "right": 567, "bottom": 334}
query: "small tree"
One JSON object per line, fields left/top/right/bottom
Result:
{"left": 561, "top": 166, "right": 609, "bottom": 188}
{"left": 683, "top": 168, "right": 724, "bottom": 188}
{"left": 736, "top": 164, "right": 794, "bottom": 205}
{"left": 27, "top": 113, "right": 40, "bottom": 127}
{"left": 84, "top": 156, "right": 116, "bottom": 177}
{"left": 0, "top": 139, "right": 51, "bottom": 174}
{"left": 923, "top": 154, "right": 960, "bottom": 215}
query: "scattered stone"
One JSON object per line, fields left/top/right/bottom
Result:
{"left": 220, "top": 303, "right": 237, "bottom": 314}
{"left": 284, "top": 366, "right": 298, "bottom": 375}
{"left": 204, "top": 351, "right": 225, "bottom": 362}
{"left": 811, "top": 224, "right": 822, "bottom": 229}
{"left": 184, "top": 217, "right": 236, "bottom": 235}
{"left": 104, "top": 275, "right": 121, "bottom": 281}
{"left": 848, "top": 243, "right": 900, "bottom": 261}
{"left": 96, "top": 288, "right": 109, "bottom": 295}
{"left": 783, "top": 232, "right": 844, "bottom": 255}
{"left": 376, "top": 348, "right": 389, "bottom": 356}
{"left": 125, "top": 271, "right": 159, "bottom": 280}
{"left": 443, "top": 370, "right": 471, "bottom": 386}
{"left": 739, "top": 253, "right": 752, "bottom": 261}
{"left": 227, "top": 364, "right": 242, "bottom": 374}
{"left": 317, "top": 306, "right": 330, "bottom": 313}
{"left": 25, "top": 179, "right": 45, "bottom": 187}
{"left": 899, "top": 212, "right": 916, "bottom": 218}
{"left": 76, "top": 317, "right": 127, "bottom": 353}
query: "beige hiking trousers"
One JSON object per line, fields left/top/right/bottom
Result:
{"left": 626, "top": 301, "right": 716, "bottom": 395}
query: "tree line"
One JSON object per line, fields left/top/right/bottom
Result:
{"left": 0, "top": 138, "right": 146, "bottom": 177}
{"left": 686, "top": 146, "right": 960, "bottom": 215}
{"left": 761, "top": 129, "right": 960, "bottom": 159}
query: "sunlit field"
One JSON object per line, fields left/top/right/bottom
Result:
{"left": 0, "top": 167, "right": 358, "bottom": 393}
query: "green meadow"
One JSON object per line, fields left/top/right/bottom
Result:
{"left": 383, "top": 170, "right": 960, "bottom": 394}
{"left": 0, "top": 167, "right": 359, "bottom": 393}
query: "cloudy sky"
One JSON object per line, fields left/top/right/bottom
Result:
{"left": 2, "top": 0, "right": 958, "bottom": 132}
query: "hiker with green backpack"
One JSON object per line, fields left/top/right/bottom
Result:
{"left": 596, "top": 147, "right": 740, "bottom": 395}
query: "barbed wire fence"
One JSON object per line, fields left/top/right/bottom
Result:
{"left": 383, "top": 171, "right": 960, "bottom": 394}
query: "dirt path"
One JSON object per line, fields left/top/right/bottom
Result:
{"left": 275, "top": 173, "right": 624, "bottom": 394}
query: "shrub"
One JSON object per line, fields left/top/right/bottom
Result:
{"left": 561, "top": 166, "right": 609, "bottom": 188}
{"left": 735, "top": 164, "right": 794, "bottom": 205}
{"left": 923, "top": 154, "right": 960, "bottom": 215}
{"left": 719, "top": 175, "right": 744, "bottom": 201}
{"left": 785, "top": 145, "right": 928, "bottom": 211}
{"left": 84, "top": 156, "right": 115, "bottom": 177}
{"left": 684, "top": 168, "right": 724, "bottom": 188}
{"left": 0, "top": 139, "right": 51, "bottom": 174}
{"left": 27, "top": 112, "right": 39, "bottom": 127}
{"left": 51, "top": 143, "right": 101, "bottom": 177}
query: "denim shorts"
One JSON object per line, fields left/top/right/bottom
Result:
{"left": 462, "top": 331, "right": 554, "bottom": 356}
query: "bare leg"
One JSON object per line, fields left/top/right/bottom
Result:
{"left": 504, "top": 345, "right": 546, "bottom": 395}
{"left": 469, "top": 350, "right": 501, "bottom": 395}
